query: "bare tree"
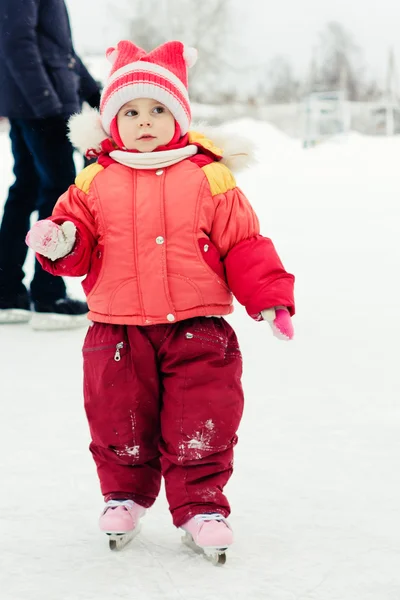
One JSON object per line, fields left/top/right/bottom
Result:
{"left": 265, "top": 55, "right": 299, "bottom": 103}
{"left": 316, "top": 21, "right": 365, "bottom": 100}
{"left": 359, "top": 80, "right": 383, "bottom": 101}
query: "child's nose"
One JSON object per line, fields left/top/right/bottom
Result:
{"left": 138, "top": 119, "right": 151, "bottom": 127}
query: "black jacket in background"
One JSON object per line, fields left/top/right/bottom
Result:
{"left": 0, "top": 0, "right": 100, "bottom": 119}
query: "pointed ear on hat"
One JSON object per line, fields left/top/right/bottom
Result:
{"left": 106, "top": 47, "right": 119, "bottom": 65}
{"left": 183, "top": 46, "right": 198, "bottom": 68}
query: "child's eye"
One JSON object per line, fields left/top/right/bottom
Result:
{"left": 125, "top": 110, "right": 138, "bottom": 117}
{"left": 152, "top": 106, "right": 164, "bottom": 114}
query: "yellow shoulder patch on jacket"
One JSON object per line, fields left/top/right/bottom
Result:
{"left": 75, "top": 163, "right": 104, "bottom": 193}
{"left": 188, "top": 131, "right": 223, "bottom": 158}
{"left": 202, "top": 162, "right": 236, "bottom": 196}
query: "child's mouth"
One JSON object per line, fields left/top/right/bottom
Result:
{"left": 138, "top": 135, "right": 156, "bottom": 140}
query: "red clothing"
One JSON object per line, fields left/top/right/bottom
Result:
{"left": 83, "top": 317, "right": 244, "bottom": 526}
{"left": 35, "top": 130, "right": 294, "bottom": 523}
{"left": 37, "top": 133, "right": 295, "bottom": 325}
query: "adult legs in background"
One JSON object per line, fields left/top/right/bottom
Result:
{"left": 0, "top": 117, "right": 89, "bottom": 327}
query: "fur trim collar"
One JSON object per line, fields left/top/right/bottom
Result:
{"left": 68, "top": 108, "right": 257, "bottom": 173}
{"left": 189, "top": 125, "right": 257, "bottom": 172}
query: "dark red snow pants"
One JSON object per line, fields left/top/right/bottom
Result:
{"left": 82, "top": 317, "right": 244, "bottom": 527}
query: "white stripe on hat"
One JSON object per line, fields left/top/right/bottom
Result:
{"left": 106, "top": 60, "right": 189, "bottom": 101}
{"left": 101, "top": 82, "right": 190, "bottom": 135}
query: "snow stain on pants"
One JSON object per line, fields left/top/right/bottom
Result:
{"left": 82, "top": 317, "right": 244, "bottom": 526}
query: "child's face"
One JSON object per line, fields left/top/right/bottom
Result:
{"left": 117, "top": 98, "right": 176, "bottom": 151}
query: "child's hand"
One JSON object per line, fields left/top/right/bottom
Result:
{"left": 26, "top": 220, "right": 76, "bottom": 261}
{"left": 261, "top": 307, "right": 294, "bottom": 341}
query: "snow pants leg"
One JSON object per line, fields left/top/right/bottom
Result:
{"left": 82, "top": 318, "right": 244, "bottom": 525}
{"left": 158, "top": 318, "right": 244, "bottom": 526}
{"left": 83, "top": 323, "right": 162, "bottom": 508}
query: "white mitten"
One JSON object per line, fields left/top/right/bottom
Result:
{"left": 26, "top": 220, "right": 76, "bottom": 261}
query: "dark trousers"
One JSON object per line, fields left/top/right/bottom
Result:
{"left": 0, "top": 118, "right": 76, "bottom": 304}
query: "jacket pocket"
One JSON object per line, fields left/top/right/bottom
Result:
{"left": 82, "top": 244, "right": 103, "bottom": 296}
{"left": 42, "top": 55, "right": 79, "bottom": 106}
{"left": 108, "top": 279, "right": 140, "bottom": 317}
{"left": 198, "top": 238, "right": 227, "bottom": 283}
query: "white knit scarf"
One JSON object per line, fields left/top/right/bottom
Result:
{"left": 109, "top": 144, "right": 198, "bottom": 169}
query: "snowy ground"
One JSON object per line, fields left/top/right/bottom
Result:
{"left": 1, "top": 122, "right": 400, "bottom": 600}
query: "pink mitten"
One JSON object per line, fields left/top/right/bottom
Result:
{"left": 261, "top": 307, "right": 294, "bottom": 341}
{"left": 26, "top": 220, "right": 76, "bottom": 261}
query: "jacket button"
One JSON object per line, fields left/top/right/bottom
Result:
{"left": 156, "top": 236, "right": 164, "bottom": 244}
{"left": 203, "top": 244, "right": 209, "bottom": 252}
{"left": 167, "top": 313, "right": 175, "bottom": 322}
{"left": 155, "top": 169, "right": 163, "bottom": 175}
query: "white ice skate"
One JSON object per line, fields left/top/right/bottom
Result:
{"left": 181, "top": 513, "right": 233, "bottom": 565}
{"left": 99, "top": 499, "right": 146, "bottom": 550}
{"left": 0, "top": 308, "right": 31, "bottom": 324}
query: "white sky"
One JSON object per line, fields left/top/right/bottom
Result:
{"left": 66, "top": 0, "right": 400, "bottom": 85}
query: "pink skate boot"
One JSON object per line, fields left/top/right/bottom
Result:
{"left": 99, "top": 499, "right": 146, "bottom": 550}
{"left": 181, "top": 513, "right": 233, "bottom": 565}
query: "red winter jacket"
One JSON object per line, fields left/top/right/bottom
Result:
{"left": 37, "top": 132, "right": 295, "bottom": 325}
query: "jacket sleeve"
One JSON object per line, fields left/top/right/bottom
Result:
{"left": 36, "top": 185, "right": 96, "bottom": 277}
{"left": 210, "top": 186, "right": 295, "bottom": 317}
{"left": 74, "top": 54, "right": 101, "bottom": 106}
{"left": 0, "top": 0, "right": 63, "bottom": 117}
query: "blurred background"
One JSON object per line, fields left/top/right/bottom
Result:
{"left": 66, "top": 0, "right": 400, "bottom": 144}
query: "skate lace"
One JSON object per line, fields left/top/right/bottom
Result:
{"left": 193, "top": 513, "right": 227, "bottom": 523}
{"left": 104, "top": 499, "right": 135, "bottom": 512}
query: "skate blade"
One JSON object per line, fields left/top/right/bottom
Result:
{"left": 105, "top": 524, "right": 141, "bottom": 551}
{"left": 181, "top": 532, "right": 228, "bottom": 566}
{"left": 30, "top": 312, "right": 88, "bottom": 331}
{"left": 0, "top": 309, "right": 31, "bottom": 324}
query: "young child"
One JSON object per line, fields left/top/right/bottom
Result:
{"left": 26, "top": 40, "right": 295, "bottom": 558}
